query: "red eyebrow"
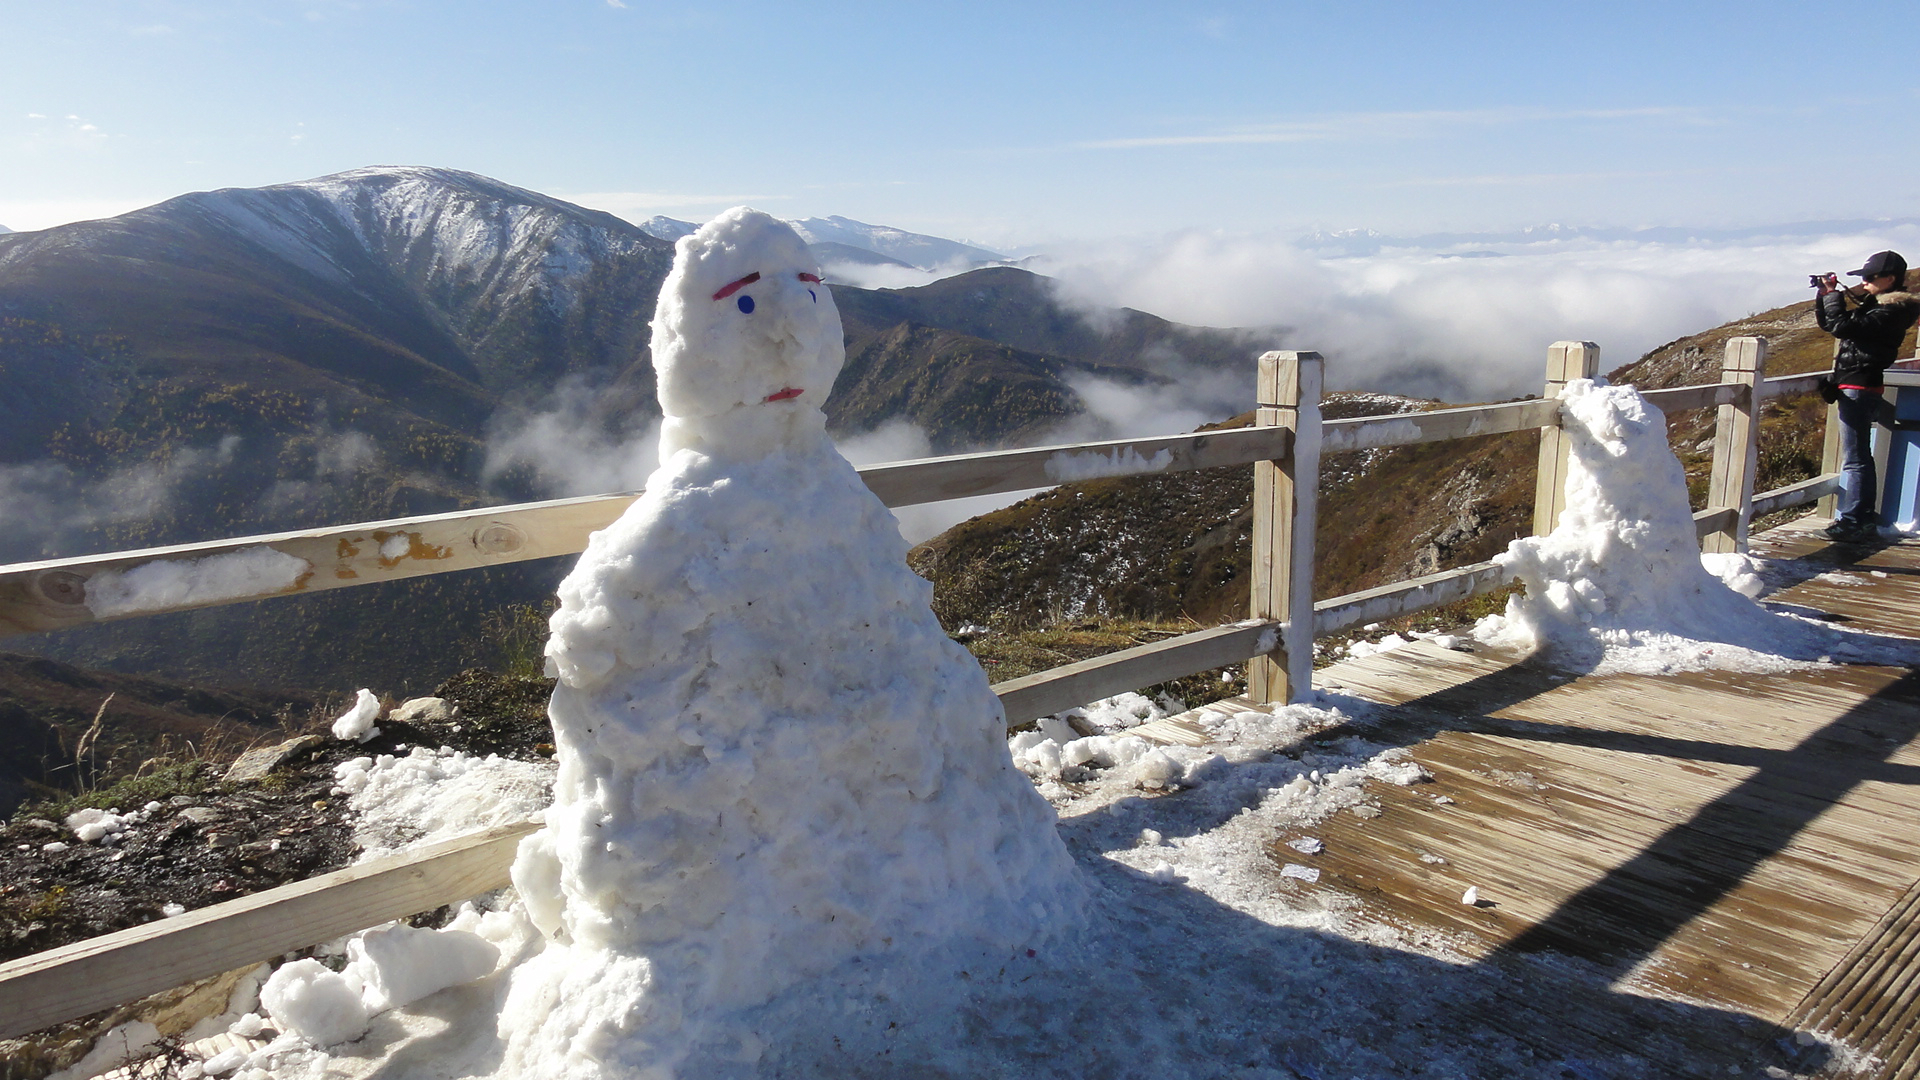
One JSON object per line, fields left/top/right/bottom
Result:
{"left": 798, "top": 273, "right": 821, "bottom": 283}
{"left": 711, "top": 272, "right": 760, "bottom": 301}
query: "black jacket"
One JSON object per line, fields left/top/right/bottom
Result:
{"left": 1819, "top": 288, "right": 1920, "bottom": 388}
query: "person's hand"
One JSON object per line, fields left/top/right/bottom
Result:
{"left": 1817, "top": 272, "right": 1841, "bottom": 295}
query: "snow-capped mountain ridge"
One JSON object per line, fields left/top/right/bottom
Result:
{"left": 639, "top": 212, "right": 1004, "bottom": 272}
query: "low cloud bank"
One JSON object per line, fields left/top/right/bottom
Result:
{"left": 483, "top": 378, "right": 663, "bottom": 499}
{"left": 0, "top": 438, "right": 239, "bottom": 563}
{"left": 1041, "top": 223, "right": 1920, "bottom": 402}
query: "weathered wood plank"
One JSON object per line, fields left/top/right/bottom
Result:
{"left": 1642, "top": 381, "right": 1742, "bottom": 415}
{"left": 1765, "top": 372, "right": 1826, "bottom": 399}
{"left": 992, "top": 620, "right": 1278, "bottom": 725}
{"left": 1319, "top": 398, "right": 1560, "bottom": 454}
{"left": 0, "top": 494, "right": 643, "bottom": 637}
{"left": 1312, "top": 559, "right": 1511, "bottom": 637}
{"left": 1751, "top": 474, "right": 1841, "bottom": 518}
{"left": 1701, "top": 338, "right": 1765, "bottom": 554}
{"left": 859, "top": 425, "right": 1291, "bottom": 508}
{"left": 1692, "top": 506, "right": 1738, "bottom": 539}
{"left": 1534, "top": 342, "right": 1600, "bottom": 535}
{"left": 0, "top": 822, "right": 538, "bottom": 1040}
{"left": 1247, "top": 351, "right": 1322, "bottom": 705}
{"left": 0, "top": 426, "right": 1292, "bottom": 639}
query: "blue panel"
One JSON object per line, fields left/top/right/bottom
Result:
{"left": 1885, "top": 388, "right": 1920, "bottom": 529}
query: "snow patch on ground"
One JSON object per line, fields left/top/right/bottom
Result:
{"left": 333, "top": 748, "right": 553, "bottom": 861}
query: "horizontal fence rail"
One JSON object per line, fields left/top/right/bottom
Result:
{"left": 994, "top": 620, "right": 1278, "bottom": 725}
{"left": 0, "top": 426, "right": 1289, "bottom": 638}
{"left": 0, "top": 822, "right": 537, "bottom": 1041}
{"left": 1319, "top": 398, "right": 1560, "bottom": 454}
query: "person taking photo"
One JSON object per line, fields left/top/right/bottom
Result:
{"left": 1814, "top": 249, "right": 1919, "bottom": 541}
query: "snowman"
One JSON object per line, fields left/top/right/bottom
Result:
{"left": 498, "top": 208, "right": 1084, "bottom": 1078}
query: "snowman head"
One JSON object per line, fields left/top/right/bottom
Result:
{"left": 651, "top": 207, "right": 844, "bottom": 459}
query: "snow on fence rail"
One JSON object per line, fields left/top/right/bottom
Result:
{"left": 0, "top": 337, "right": 1876, "bottom": 1040}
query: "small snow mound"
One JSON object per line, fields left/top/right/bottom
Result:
{"left": 66, "top": 806, "right": 135, "bottom": 843}
{"left": 1700, "top": 551, "right": 1767, "bottom": 598}
{"left": 331, "top": 689, "right": 382, "bottom": 743}
{"left": 260, "top": 959, "right": 369, "bottom": 1048}
{"left": 348, "top": 923, "right": 501, "bottom": 1013}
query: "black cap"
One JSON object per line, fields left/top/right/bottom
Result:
{"left": 1848, "top": 250, "right": 1907, "bottom": 280}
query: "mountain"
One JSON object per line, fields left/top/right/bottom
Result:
{"left": 787, "top": 216, "right": 1004, "bottom": 269}
{"left": 807, "top": 241, "right": 918, "bottom": 272}
{"left": 831, "top": 266, "right": 1267, "bottom": 401}
{"left": 637, "top": 213, "right": 1003, "bottom": 272}
{"left": 828, "top": 324, "right": 1162, "bottom": 452}
{"left": 1300, "top": 217, "right": 1920, "bottom": 257}
{"left": 637, "top": 215, "right": 698, "bottom": 243}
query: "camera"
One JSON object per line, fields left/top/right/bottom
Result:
{"left": 1810, "top": 273, "right": 1838, "bottom": 289}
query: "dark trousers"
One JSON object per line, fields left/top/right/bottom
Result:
{"left": 1836, "top": 388, "right": 1880, "bottom": 525}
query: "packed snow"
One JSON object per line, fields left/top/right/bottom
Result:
{"left": 1474, "top": 378, "right": 1920, "bottom": 674}
{"left": 484, "top": 208, "right": 1084, "bottom": 1078}
{"left": 83, "top": 545, "right": 309, "bottom": 618}
{"left": 329, "top": 689, "right": 382, "bottom": 743}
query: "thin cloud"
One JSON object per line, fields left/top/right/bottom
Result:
{"left": 1375, "top": 169, "right": 1696, "bottom": 189}
{"left": 1075, "top": 106, "right": 1703, "bottom": 150}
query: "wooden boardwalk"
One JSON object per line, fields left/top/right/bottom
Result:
{"left": 1226, "top": 517, "right": 1920, "bottom": 1077}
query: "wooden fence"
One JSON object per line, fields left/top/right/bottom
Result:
{"left": 0, "top": 337, "right": 1862, "bottom": 1040}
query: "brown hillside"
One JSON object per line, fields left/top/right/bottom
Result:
{"left": 909, "top": 392, "right": 1538, "bottom": 630}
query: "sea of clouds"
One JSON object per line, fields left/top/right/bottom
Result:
{"left": 1040, "top": 220, "right": 1920, "bottom": 404}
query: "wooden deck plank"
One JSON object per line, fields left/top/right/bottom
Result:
{"left": 1253, "top": 523, "right": 1920, "bottom": 1071}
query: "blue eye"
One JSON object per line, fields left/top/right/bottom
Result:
{"left": 736, "top": 295, "right": 755, "bottom": 314}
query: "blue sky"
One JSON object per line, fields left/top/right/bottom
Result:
{"left": 5, "top": 1, "right": 1917, "bottom": 243}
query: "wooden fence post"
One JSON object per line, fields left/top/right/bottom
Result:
{"left": 1533, "top": 341, "right": 1601, "bottom": 535}
{"left": 1249, "top": 350, "right": 1323, "bottom": 705}
{"left": 1701, "top": 336, "right": 1767, "bottom": 553}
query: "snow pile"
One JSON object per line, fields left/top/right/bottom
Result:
{"left": 1475, "top": 378, "right": 1920, "bottom": 673}
{"left": 1011, "top": 693, "right": 1192, "bottom": 790}
{"left": 84, "top": 545, "right": 309, "bottom": 618}
{"left": 260, "top": 918, "right": 505, "bottom": 1049}
{"left": 496, "top": 208, "right": 1085, "bottom": 1078}
{"left": 330, "top": 688, "right": 382, "bottom": 743}
{"left": 333, "top": 747, "right": 554, "bottom": 860}
{"left": 65, "top": 805, "right": 139, "bottom": 843}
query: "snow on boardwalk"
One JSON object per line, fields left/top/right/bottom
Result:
{"left": 1258, "top": 517, "right": 1920, "bottom": 1078}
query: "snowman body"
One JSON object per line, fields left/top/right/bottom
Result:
{"left": 499, "top": 209, "right": 1083, "bottom": 1078}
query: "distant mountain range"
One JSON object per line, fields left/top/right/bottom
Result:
{"left": 0, "top": 166, "right": 1276, "bottom": 690}
{"left": 1300, "top": 217, "right": 1920, "bottom": 257}
{"left": 639, "top": 213, "right": 1006, "bottom": 272}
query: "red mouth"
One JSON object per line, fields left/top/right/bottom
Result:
{"left": 763, "top": 387, "right": 804, "bottom": 402}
